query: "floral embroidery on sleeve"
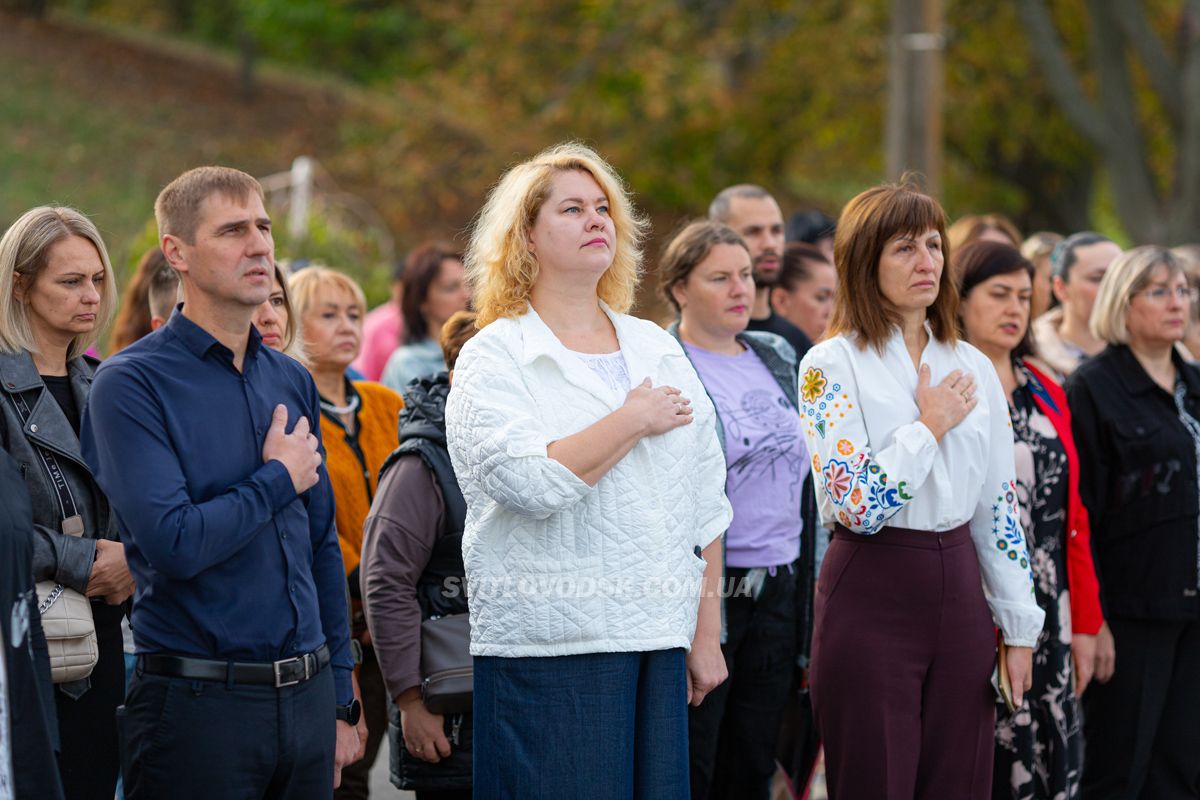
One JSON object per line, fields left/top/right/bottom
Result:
{"left": 801, "top": 367, "right": 826, "bottom": 403}
{"left": 801, "top": 369, "right": 853, "bottom": 441}
{"left": 992, "top": 479, "right": 1031, "bottom": 573}
{"left": 820, "top": 448, "right": 914, "bottom": 531}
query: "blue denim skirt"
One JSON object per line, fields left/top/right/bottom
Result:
{"left": 472, "top": 648, "right": 689, "bottom": 799}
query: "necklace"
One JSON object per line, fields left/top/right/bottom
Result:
{"left": 320, "top": 394, "right": 360, "bottom": 416}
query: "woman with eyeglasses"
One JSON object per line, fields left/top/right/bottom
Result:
{"left": 1065, "top": 246, "right": 1200, "bottom": 798}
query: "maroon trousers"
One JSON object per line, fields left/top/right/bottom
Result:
{"left": 811, "top": 524, "right": 996, "bottom": 800}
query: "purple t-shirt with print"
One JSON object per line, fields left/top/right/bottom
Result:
{"left": 684, "top": 342, "right": 808, "bottom": 568}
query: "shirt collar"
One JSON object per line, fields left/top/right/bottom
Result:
{"left": 1110, "top": 343, "right": 1200, "bottom": 397}
{"left": 167, "top": 304, "right": 263, "bottom": 362}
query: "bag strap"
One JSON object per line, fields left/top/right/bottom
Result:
{"left": 7, "top": 390, "right": 83, "bottom": 535}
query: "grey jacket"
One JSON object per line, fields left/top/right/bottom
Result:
{"left": 0, "top": 351, "right": 117, "bottom": 593}
{"left": 667, "top": 324, "right": 823, "bottom": 666}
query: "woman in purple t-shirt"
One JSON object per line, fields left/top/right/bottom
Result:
{"left": 660, "top": 219, "right": 813, "bottom": 800}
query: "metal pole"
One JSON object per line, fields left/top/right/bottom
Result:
{"left": 886, "top": 0, "right": 944, "bottom": 198}
{"left": 288, "top": 156, "right": 314, "bottom": 244}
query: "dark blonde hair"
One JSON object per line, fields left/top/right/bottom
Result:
{"left": 656, "top": 220, "right": 748, "bottom": 314}
{"left": 828, "top": 182, "right": 957, "bottom": 350}
{"left": 466, "top": 142, "right": 648, "bottom": 327}
{"left": 0, "top": 206, "right": 118, "bottom": 359}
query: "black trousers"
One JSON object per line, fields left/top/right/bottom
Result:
{"left": 55, "top": 602, "right": 124, "bottom": 800}
{"left": 118, "top": 659, "right": 336, "bottom": 800}
{"left": 334, "top": 646, "right": 387, "bottom": 799}
{"left": 688, "top": 564, "right": 798, "bottom": 800}
{"left": 1081, "top": 616, "right": 1200, "bottom": 799}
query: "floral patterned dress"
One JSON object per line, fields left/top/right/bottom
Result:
{"left": 993, "top": 363, "right": 1083, "bottom": 800}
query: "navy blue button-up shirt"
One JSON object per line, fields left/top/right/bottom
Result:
{"left": 81, "top": 311, "right": 353, "bottom": 703}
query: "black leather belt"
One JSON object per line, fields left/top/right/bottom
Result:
{"left": 140, "top": 644, "right": 330, "bottom": 688}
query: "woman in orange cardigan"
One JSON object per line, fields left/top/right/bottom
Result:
{"left": 955, "top": 241, "right": 1103, "bottom": 800}
{"left": 289, "top": 266, "right": 404, "bottom": 800}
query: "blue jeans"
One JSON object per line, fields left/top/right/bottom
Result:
{"left": 473, "top": 649, "right": 689, "bottom": 800}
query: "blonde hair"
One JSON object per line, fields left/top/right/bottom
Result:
{"left": 1090, "top": 246, "right": 1184, "bottom": 345}
{"left": 287, "top": 265, "right": 368, "bottom": 324}
{"left": 0, "top": 206, "right": 118, "bottom": 360}
{"left": 466, "top": 142, "right": 648, "bottom": 327}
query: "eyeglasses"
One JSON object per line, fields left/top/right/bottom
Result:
{"left": 1133, "top": 286, "right": 1200, "bottom": 303}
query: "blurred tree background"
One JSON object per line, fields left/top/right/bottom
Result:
{"left": 1, "top": 0, "right": 1195, "bottom": 314}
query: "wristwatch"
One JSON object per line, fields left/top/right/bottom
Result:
{"left": 336, "top": 698, "right": 362, "bottom": 725}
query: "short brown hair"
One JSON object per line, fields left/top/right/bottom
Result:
{"left": 777, "top": 241, "right": 831, "bottom": 292}
{"left": 402, "top": 241, "right": 463, "bottom": 344}
{"left": 827, "top": 182, "right": 957, "bottom": 350}
{"left": 110, "top": 246, "right": 168, "bottom": 353}
{"left": 657, "top": 220, "right": 748, "bottom": 314}
{"left": 155, "top": 166, "right": 264, "bottom": 244}
{"left": 440, "top": 310, "right": 479, "bottom": 370}
{"left": 146, "top": 250, "right": 181, "bottom": 321}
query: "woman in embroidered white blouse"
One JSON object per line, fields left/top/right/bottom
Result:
{"left": 445, "top": 143, "right": 732, "bottom": 798}
{"left": 797, "top": 183, "right": 1044, "bottom": 799}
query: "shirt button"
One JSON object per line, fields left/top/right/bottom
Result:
{"left": 290, "top": 584, "right": 296, "bottom": 593}
{"left": 29, "top": 424, "right": 38, "bottom": 433}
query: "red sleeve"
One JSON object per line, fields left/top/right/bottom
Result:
{"left": 1028, "top": 363, "right": 1104, "bottom": 635}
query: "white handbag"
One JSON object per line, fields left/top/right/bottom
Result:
{"left": 37, "top": 578, "right": 99, "bottom": 683}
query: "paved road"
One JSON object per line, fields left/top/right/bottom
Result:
{"left": 368, "top": 748, "right": 412, "bottom": 798}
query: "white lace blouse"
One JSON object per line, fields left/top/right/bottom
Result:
{"left": 797, "top": 324, "right": 1045, "bottom": 646}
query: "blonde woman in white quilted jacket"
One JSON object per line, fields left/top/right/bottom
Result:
{"left": 445, "top": 143, "right": 733, "bottom": 800}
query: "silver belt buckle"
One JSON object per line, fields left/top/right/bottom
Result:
{"left": 273, "top": 654, "right": 312, "bottom": 688}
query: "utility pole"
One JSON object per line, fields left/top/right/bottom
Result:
{"left": 886, "top": 0, "right": 944, "bottom": 198}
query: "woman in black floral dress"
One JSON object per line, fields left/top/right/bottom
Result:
{"left": 955, "top": 241, "right": 1104, "bottom": 799}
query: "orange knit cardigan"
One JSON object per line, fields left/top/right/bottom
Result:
{"left": 319, "top": 381, "right": 404, "bottom": 577}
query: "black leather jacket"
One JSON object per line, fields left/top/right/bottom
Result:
{"left": 1066, "top": 344, "right": 1200, "bottom": 620}
{"left": 0, "top": 351, "right": 118, "bottom": 593}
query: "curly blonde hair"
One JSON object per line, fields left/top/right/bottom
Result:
{"left": 467, "top": 142, "right": 648, "bottom": 327}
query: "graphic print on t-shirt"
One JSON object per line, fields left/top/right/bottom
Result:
{"left": 717, "top": 388, "right": 804, "bottom": 503}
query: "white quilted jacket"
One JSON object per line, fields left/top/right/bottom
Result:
{"left": 446, "top": 305, "right": 733, "bottom": 657}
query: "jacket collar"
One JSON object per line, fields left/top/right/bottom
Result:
{"left": 516, "top": 303, "right": 678, "bottom": 407}
{"left": 0, "top": 350, "right": 95, "bottom": 470}
{"left": 1108, "top": 343, "right": 1200, "bottom": 398}
{"left": 0, "top": 349, "right": 96, "bottom": 393}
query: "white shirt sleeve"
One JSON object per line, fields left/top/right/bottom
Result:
{"left": 799, "top": 341, "right": 939, "bottom": 534}
{"left": 445, "top": 332, "right": 592, "bottom": 520}
{"left": 969, "top": 359, "right": 1046, "bottom": 646}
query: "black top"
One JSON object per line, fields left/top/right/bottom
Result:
{"left": 746, "top": 311, "right": 811, "bottom": 361}
{"left": 40, "top": 374, "right": 79, "bottom": 436}
{"left": 1065, "top": 344, "right": 1200, "bottom": 620}
{"left": 0, "top": 449, "right": 66, "bottom": 799}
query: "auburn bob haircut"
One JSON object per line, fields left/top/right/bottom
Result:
{"left": 827, "top": 182, "right": 957, "bottom": 350}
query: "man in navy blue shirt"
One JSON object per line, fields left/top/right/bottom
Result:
{"left": 81, "top": 166, "right": 360, "bottom": 798}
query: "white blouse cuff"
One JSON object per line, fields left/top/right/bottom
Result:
{"left": 991, "top": 599, "right": 1046, "bottom": 648}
